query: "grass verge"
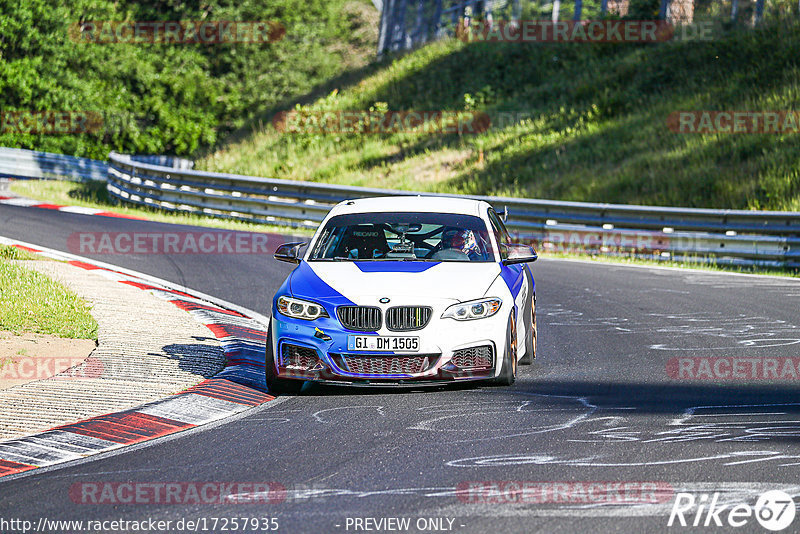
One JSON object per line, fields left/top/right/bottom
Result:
{"left": 0, "top": 246, "right": 98, "bottom": 339}
{"left": 0, "top": 245, "right": 37, "bottom": 261}
{"left": 199, "top": 20, "right": 800, "bottom": 211}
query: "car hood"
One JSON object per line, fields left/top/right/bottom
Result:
{"left": 289, "top": 261, "right": 500, "bottom": 306}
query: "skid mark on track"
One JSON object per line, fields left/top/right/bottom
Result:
{"left": 223, "top": 482, "right": 800, "bottom": 520}
{"left": 444, "top": 402, "right": 800, "bottom": 469}
{"left": 659, "top": 403, "right": 800, "bottom": 443}
{"left": 432, "top": 482, "right": 800, "bottom": 518}
{"left": 446, "top": 450, "right": 800, "bottom": 468}
{"left": 544, "top": 303, "right": 800, "bottom": 351}
{"left": 408, "top": 393, "right": 597, "bottom": 443}
{"left": 312, "top": 406, "right": 386, "bottom": 424}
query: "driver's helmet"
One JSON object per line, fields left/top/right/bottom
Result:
{"left": 442, "top": 227, "right": 480, "bottom": 256}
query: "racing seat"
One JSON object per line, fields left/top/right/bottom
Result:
{"left": 341, "top": 225, "right": 390, "bottom": 259}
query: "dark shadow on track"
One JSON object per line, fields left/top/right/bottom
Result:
{"left": 291, "top": 380, "right": 501, "bottom": 396}
{"left": 157, "top": 342, "right": 228, "bottom": 379}
{"left": 514, "top": 379, "right": 800, "bottom": 413}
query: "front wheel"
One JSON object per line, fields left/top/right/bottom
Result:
{"left": 265, "top": 323, "right": 304, "bottom": 394}
{"left": 491, "top": 312, "right": 517, "bottom": 386}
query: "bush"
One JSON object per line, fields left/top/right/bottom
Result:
{"left": 0, "top": 0, "right": 377, "bottom": 158}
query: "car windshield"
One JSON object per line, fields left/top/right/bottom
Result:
{"left": 309, "top": 212, "right": 494, "bottom": 262}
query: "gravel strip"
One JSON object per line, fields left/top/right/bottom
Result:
{"left": 0, "top": 260, "right": 225, "bottom": 439}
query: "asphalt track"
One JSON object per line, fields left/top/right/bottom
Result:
{"left": 1, "top": 202, "right": 800, "bottom": 533}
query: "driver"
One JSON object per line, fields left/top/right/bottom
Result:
{"left": 441, "top": 227, "right": 481, "bottom": 258}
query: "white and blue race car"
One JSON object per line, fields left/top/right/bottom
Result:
{"left": 267, "top": 196, "right": 537, "bottom": 391}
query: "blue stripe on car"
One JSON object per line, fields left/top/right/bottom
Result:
{"left": 354, "top": 261, "right": 440, "bottom": 273}
{"left": 288, "top": 261, "right": 356, "bottom": 307}
{"left": 498, "top": 264, "right": 524, "bottom": 298}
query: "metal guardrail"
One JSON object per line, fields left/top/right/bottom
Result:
{"left": 107, "top": 152, "right": 800, "bottom": 268}
{"left": 0, "top": 147, "right": 107, "bottom": 182}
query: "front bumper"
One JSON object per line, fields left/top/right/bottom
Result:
{"left": 269, "top": 305, "right": 506, "bottom": 384}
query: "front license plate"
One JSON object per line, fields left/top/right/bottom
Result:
{"left": 347, "top": 335, "right": 419, "bottom": 352}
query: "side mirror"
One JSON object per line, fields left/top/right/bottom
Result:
{"left": 502, "top": 243, "right": 538, "bottom": 265}
{"left": 274, "top": 242, "right": 307, "bottom": 264}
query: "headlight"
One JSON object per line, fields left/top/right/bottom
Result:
{"left": 441, "top": 298, "right": 502, "bottom": 321}
{"left": 277, "top": 296, "right": 329, "bottom": 320}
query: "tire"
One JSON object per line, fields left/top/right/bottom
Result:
{"left": 519, "top": 292, "right": 536, "bottom": 365}
{"left": 265, "top": 323, "right": 304, "bottom": 395}
{"left": 491, "top": 312, "right": 517, "bottom": 386}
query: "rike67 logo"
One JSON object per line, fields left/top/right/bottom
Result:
{"left": 668, "top": 490, "right": 796, "bottom": 531}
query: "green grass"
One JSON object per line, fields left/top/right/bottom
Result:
{"left": 0, "top": 244, "right": 37, "bottom": 261}
{"left": 9, "top": 180, "right": 315, "bottom": 236}
{"left": 0, "top": 250, "right": 98, "bottom": 339}
{"left": 199, "top": 19, "right": 800, "bottom": 211}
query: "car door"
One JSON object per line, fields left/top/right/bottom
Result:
{"left": 488, "top": 209, "right": 532, "bottom": 358}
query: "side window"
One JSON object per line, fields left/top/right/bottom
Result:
{"left": 487, "top": 210, "right": 508, "bottom": 260}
